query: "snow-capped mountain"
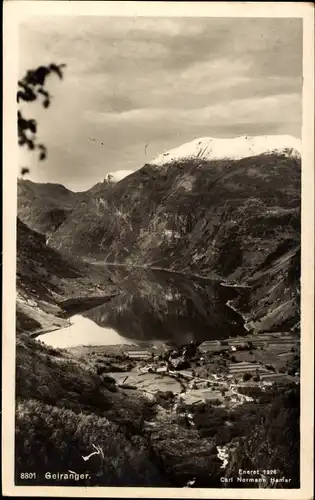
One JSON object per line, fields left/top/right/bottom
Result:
{"left": 20, "top": 130, "right": 301, "bottom": 333}
{"left": 150, "top": 135, "right": 301, "bottom": 166}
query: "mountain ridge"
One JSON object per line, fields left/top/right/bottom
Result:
{"left": 17, "top": 177, "right": 115, "bottom": 235}
{"left": 149, "top": 135, "right": 301, "bottom": 166}
{"left": 18, "top": 135, "right": 301, "bottom": 333}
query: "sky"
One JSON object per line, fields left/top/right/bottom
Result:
{"left": 19, "top": 16, "right": 302, "bottom": 191}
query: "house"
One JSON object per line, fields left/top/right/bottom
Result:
{"left": 199, "top": 341, "right": 221, "bottom": 353}
{"left": 124, "top": 350, "right": 151, "bottom": 360}
{"left": 228, "top": 361, "right": 262, "bottom": 375}
{"left": 156, "top": 366, "right": 167, "bottom": 374}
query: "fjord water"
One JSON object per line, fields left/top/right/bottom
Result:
{"left": 38, "top": 315, "right": 134, "bottom": 348}
{"left": 38, "top": 267, "right": 246, "bottom": 348}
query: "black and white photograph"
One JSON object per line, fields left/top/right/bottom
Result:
{"left": 2, "top": 1, "right": 314, "bottom": 498}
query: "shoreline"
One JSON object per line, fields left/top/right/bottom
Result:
{"left": 25, "top": 263, "right": 249, "bottom": 340}
{"left": 89, "top": 261, "right": 223, "bottom": 283}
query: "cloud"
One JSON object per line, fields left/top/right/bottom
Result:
{"left": 18, "top": 17, "right": 302, "bottom": 191}
{"left": 85, "top": 92, "right": 300, "bottom": 130}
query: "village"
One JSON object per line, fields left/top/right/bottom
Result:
{"left": 74, "top": 330, "right": 299, "bottom": 411}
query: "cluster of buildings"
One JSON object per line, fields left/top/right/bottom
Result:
{"left": 199, "top": 332, "right": 298, "bottom": 354}
{"left": 120, "top": 333, "right": 298, "bottom": 403}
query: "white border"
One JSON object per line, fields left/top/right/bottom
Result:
{"left": 2, "top": 2, "right": 314, "bottom": 498}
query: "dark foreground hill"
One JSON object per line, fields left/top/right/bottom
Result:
{"left": 14, "top": 294, "right": 301, "bottom": 489}
{"left": 15, "top": 334, "right": 300, "bottom": 487}
{"left": 15, "top": 334, "right": 169, "bottom": 486}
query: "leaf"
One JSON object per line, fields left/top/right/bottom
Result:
{"left": 38, "top": 88, "right": 51, "bottom": 108}
{"left": 49, "top": 63, "right": 65, "bottom": 79}
{"left": 17, "top": 89, "right": 37, "bottom": 102}
{"left": 37, "top": 144, "right": 47, "bottom": 161}
{"left": 28, "top": 119, "right": 37, "bottom": 134}
{"left": 32, "top": 66, "right": 50, "bottom": 86}
{"left": 18, "top": 62, "right": 66, "bottom": 162}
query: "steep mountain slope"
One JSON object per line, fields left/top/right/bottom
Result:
{"left": 45, "top": 135, "right": 301, "bottom": 331}
{"left": 49, "top": 153, "right": 300, "bottom": 274}
{"left": 17, "top": 178, "right": 115, "bottom": 236}
{"left": 17, "top": 179, "right": 78, "bottom": 235}
{"left": 16, "top": 218, "right": 117, "bottom": 334}
{"left": 231, "top": 243, "right": 300, "bottom": 332}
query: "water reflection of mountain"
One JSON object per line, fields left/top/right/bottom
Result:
{"left": 82, "top": 268, "right": 246, "bottom": 345}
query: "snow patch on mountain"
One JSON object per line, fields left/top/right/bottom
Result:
{"left": 149, "top": 135, "right": 301, "bottom": 166}
{"left": 105, "top": 170, "right": 135, "bottom": 183}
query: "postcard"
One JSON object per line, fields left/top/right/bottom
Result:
{"left": 2, "top": 1, "right": 314, "bottom": 498}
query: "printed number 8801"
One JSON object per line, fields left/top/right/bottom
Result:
{"left": 20, "top": 473, "right": 37, "bottom": 480}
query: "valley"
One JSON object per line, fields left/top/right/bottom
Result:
{"left": 15, "top": 135, "right": 301, "bottom": 488}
